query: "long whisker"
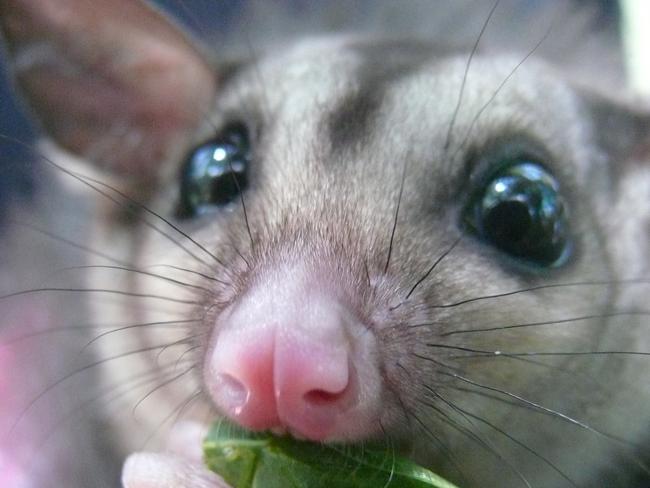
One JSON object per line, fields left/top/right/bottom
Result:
{"left": 82, "top": 319, "right": 200, "bottom": 350}
{"left": 81, "top": 172, "right": 227, "bottom": 267}
{"left": 412, "top": 352, "right": 464, "bottom": 375}
{"left": 228, "top": 159, "right": 255, "bottom": 253}
{"left": 0, "top": 287, "right": 199, "bottom": 305}
{"left": 156, "top": 332, "right": 207, "bottom": 363}
{"left": 384, "top": 160, "right": 408, "bottom": 274}
{"left": 62, "top": 265, "right": 212, "bottom": 293}
{"left": 450, "top": 24, "right": 552, "bottom": 160}
{"left": 409, "top": 409, "right": 470, "bottom": 485}
{"left": 421, "top": 390, "right": 534, "bottom": 488}
{"left": 432, "top": 388, "right": 577, "bottom": 487}
{"left": 402, "top": 237, "right": 462, "bottom": 302}
{"left": 146, "top": 264, "right": 229, "bottom": 285}
{"left": 426, "top": 279, "right": 650, "bottom": 310}
{"left": 438, "top": 370, "right": 640, "bottom": 448}
{"left": 0, "top": 134, "right": 217, "bottom": 267}
{"left": 9, "top": 341, "right": 196, "bottom": 434}
{"left": 443, "top": 0, "right": 501, "bottom": 150}
{"left": 427, "top": 343, "right": 650, "bottom": 359}
{"left": 131, "top": 366, "right": 196, "bottom": 419}
{"left": 0, "top": 318, "right": 193, "bottom": 346}
{"left": 141, "top": 389, "right": 204, "bottom": 449}
{"left": 38, "top": 362, "right": 193, "bottom": 447}
{"left": 442, "top": 310, "right": 650, "bottom": 336}
{"left": 9, "top": 219, "right": 128, "bottom": 266}
{"left": 175, "top": 345, "right": 202, "bottom": 370}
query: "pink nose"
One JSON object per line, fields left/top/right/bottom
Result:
{"left": 205, "top": 274, "right": 362, "bottom": 441}
{"left": 208, "top": 321, "right": 353, "bottom": 440}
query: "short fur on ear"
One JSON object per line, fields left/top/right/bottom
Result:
{"left": 0, "top": 0, "right": 217, "bottom": 181}
{"left": 581, "top": 89, "right": 650, "bottom": 281}
{"left": 584, "top": 91, "right": 650, "bottom": 167}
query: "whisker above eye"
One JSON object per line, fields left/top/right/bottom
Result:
{"left": 444, "top": 0, "right": 502, "bottom": 151}
{"left": 449, "top": 24, "right": 553, "bottom": 161}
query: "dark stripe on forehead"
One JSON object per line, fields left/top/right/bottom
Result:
{"left": 327, "top": 85, "right": 384, "bottom": 153}
{"left": 327, "top": 40, "right": 448, "bottom": 159}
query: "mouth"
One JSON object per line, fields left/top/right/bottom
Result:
{"left": 201, "top": 420, "right": 458, "bottom": 488}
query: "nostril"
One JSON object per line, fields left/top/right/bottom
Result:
{"left": 303, "top": 388, "right": 346, "bottom": 406}
{"left": 215, "top": 373, "right": 249, "bottom": 413}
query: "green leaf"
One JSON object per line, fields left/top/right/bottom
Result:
{"left": 203, "top": 423, "right": 460, "bottom": 488}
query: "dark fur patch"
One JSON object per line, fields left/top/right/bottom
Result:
{"left": 583, "top": 92, "right": 650, "bottom": 177}
{"left": 327, "top": 40, "right": 450, "bottom": 158}
{"left": 328, "top": 86, "right": 385, "bottom": 152}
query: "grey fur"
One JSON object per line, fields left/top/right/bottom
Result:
{"left": 1, "top": 1, "right": 649, "bottom": 488}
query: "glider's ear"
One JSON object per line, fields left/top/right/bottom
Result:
{"left": 585, "top": 92, "right": 650, "bottom": 167}
{"left": 581, "top": 90, "right": 650, "bottom": 279}
{"left": 0, "top": 0, "right": 217, "bottom": 181}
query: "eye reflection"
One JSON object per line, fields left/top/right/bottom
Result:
{"left": 179, "top": 124, "right": 250, "bottom": 217}
{"left": 465, "top": 160, "right": 571, "bottom": 267}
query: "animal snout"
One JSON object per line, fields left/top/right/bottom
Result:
{"left": 204, "top": 264, "right": 379, "bottom": 441}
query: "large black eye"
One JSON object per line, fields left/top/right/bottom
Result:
{"left": 465, "top": 160, "right": 571, "bottom": 267}
{"left": 179, "top": 123, "right": 250, "bottom": 217}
